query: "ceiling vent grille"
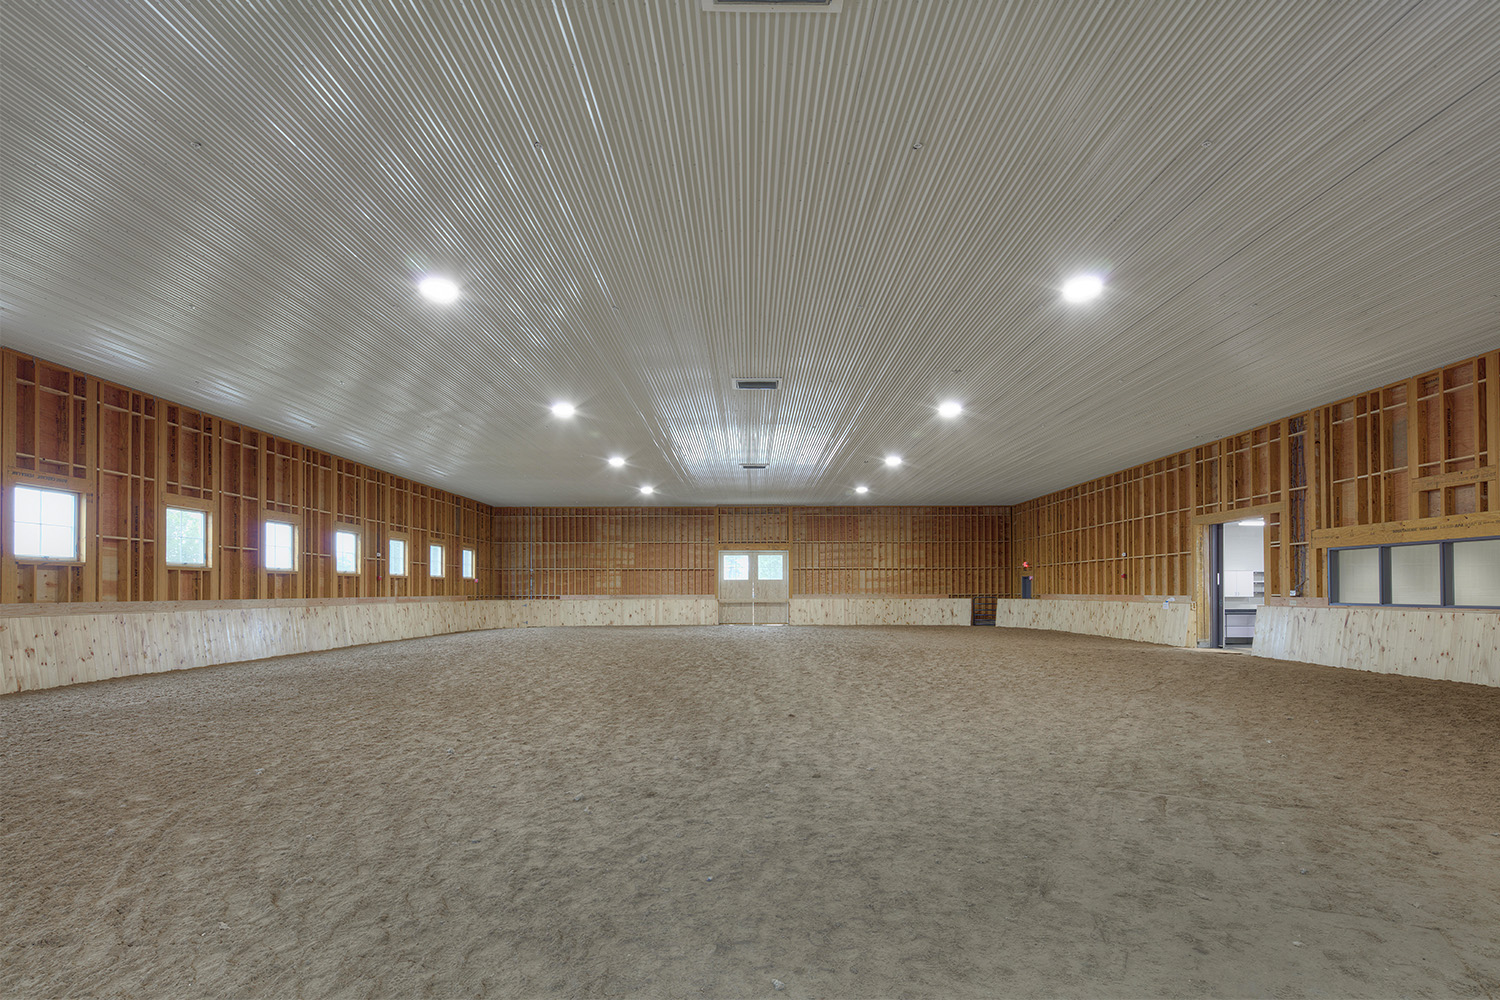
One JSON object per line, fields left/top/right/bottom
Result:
{"left": 733, "top": 377, "right": 781, "bottom": 390}
{"left": 702, "top": 0, "right": 842, "bottom": 12}
{"left": 741, "top": 463, "right": 769, "bottom": 470}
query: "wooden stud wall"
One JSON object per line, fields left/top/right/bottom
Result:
{"left": 791, "top": 506, "right": 1009, "bottom": 597}
{"left": 493, "top": 507, "right": 717, "bottom": 597}
{"left": 495, "top": 505, "right": 1011, "bottom": 599}
{"left": 1011, "top": 350, "right": 1499, "bottom": 603}
{"left": 2, "top": 350, "right": 495, "bottom": 604}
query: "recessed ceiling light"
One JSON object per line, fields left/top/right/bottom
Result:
{"left": 418, "top": 276, "right": 460, "bottom": 304}
{"left": 550, "top": 401, "right": 576, "bottom": 418}
{"left": 639, "top": 485, "right": 655, "bottom": 495}
{"left": 855, "top": 485, "right": 869, "bottom": 494}
{"left": 607, "top": 455, "right": 626, "bottom": 468}
{"left": 884, "top": 455, "right": 902, "bottom": 467}
{"left": 1060, "top": 274, "right": 1104, "bottom": 303}
{"left": 937, "top": 400, "right": 963, "bottom": 418}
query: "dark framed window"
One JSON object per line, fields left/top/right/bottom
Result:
{"left": 1329, "top": 536, "right": 1500, "bottom": 609}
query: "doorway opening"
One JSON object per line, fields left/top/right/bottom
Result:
{"left": 1215, "top": 518, "right": 1265, "bottom": 647}
{"left": 718, "top": 549, "right": 790, "bottom": 624}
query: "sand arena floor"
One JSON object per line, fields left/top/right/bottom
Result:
{"left": 2, "top": 625, "right": 1498, "bottom": 998}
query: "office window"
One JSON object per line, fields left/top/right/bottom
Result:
{"left": 1330, "top": 547, "right": 1380, "bottom": 604}
{"left": 389, "top": 538, "right": 408, "bottom": 576}
{"left": 335, "top": 530, "right": 359, "bottom": 574}
{"left": 1452, "top": 538, "right": 1500, "bottom": 607}
{"left": 462, "top": 547, "right": 475, "bottom": 580}
{"left": 164, "top": 508, "right": 208, "bottom": 567}
{"left": 429, "top": 544, "right": 444, "bottom": 578}
{"left": 264, "top": 520, "right": 295, "bottom": 572}
{"left": 12, "top": 485, "right": 81, "bottom": 561}
{"left": 1389, "top": 543, "right": 1440, "bottom": 606}
{"left": 1330, "top": 538, "right": 1500, "bottom": 609}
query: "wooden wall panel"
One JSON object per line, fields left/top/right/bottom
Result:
{"left": 791, "top": 506, "right": 1009, "bottom": 597}
{"left": 2, "top": 350, "right": 495, "bottom": 605}
{"left": 494, "top": 507, "right": 717, "bottom": 597}
{"left": 495, "top": 505, "right": 1010, "bottom": 599}
{"left": 1011, "top": 350, "right": 1500, "bottom": 603}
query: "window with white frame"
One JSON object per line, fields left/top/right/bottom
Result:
{"left": 264, "top": 520, "right": 296, "bottom": 572}
{"left": 389, "top": 537, "right": 408, "bottom": 576}
{"left": 12, "top": 485, "right": 82, "bottom": 561}
{"left": 429, "top": 543, "right": 444, "bottom": 578}
{"left": 1330, "top": 538, "right": 1500, "bottom": 608}
{"left": 335, "top": 529, "right": 359, "bottom": 575}
{"left": 164, "top": 507, "right": 209, "bottom": 567}
{"left": 462, "top": 547, "right": 476, "bottom": 580}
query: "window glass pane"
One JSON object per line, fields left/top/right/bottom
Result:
{"left": 1332, "top": 547, "right": 1380, "bottom": 604}
{"left": 41, "top": 525, "right": 74, "bottom": 556}
{"left": 335, "top": 531, "right": 358, "bottom": 574}
{"left": 1389, "top": 543, "right": 1440, "bottom": 605}
{"left": 429, "top": 544, "right": 444, "bottom": 578}
{"left": 1453, "top": 538, "right": 1500, "bottom": 607}
{"left": 14, "top": 486, "right": 42, "bottom": 525}
{"left": 462, "top": 548, "right": 475, "bottom": 579}
{"left": 12, "top": 486, "right": 77, "bottom": 559}
{"left": 40, "top": 498, "right": 75, "bottom": 527}
{"left": 722, "top": 554, "right": 749, "bottom": 580}
{"left": 165, "top": 508, "right": 207, "bottom": 566}
{"left": 264, "top": 521, "right": 294, "bottom": 571}
{"left": 15, "top": 523, "right": 42, "bottom": 557}
{"left": 389, "top": 538, "right": 407, "bottom": 576}
{"left": 757, "top": 553, "right": 784, "bottom": 580}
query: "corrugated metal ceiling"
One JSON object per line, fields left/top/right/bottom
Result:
{"left": 2, "top": 0, "right": 1498, "bottom": 505}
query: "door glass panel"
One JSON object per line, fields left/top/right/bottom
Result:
{"left": 757, "top": 553, "right": 784, "bottom": 580}
{"left": 722, "top": 553, "right": 749, "bottom": 580}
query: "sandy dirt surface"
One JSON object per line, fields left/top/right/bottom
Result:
{"left": 2, "top": 625, "right": 1498, "bottom": 999}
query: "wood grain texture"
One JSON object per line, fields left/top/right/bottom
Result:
{"left": 993, "top": 599, "right": 1196, "bottom": 647}
{"left": 1254, "top": 606, "right": 1500, "bottom": 687}
{"left": 789, "top": 597, "right": 971, "bottom": 626}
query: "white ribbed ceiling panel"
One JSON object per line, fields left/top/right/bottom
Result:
{"left": 3, "top": 1, "right": 1498, "bottom": 505}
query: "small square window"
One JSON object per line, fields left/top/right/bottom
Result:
{"left": 165, "top": 508, "right": 208, "bottom": 567}
{"left": 1331, "top": 547, "right": 1380, "bottom": 604}
{"left": 757, "top": 552, "right": 784, "bottom": 581}
{"left": 1452, "top": 538, "right": 1500, "bottom": 607}
{"left": 335, "top": 530, "right": 359, "bottom": 574}
{"left": 389, "top": 538, "right": 408, "bottom": 576}
{"left": 12, "top": 485, "right": 80, "bottom": 561}
{"left": 1389, "top": 543, "right": 1440, "bottom": 606}
{"left": 462, "top": 547, "right": 476, "bottom": 580}
{"left": 722, "top": 554, "right": 749, "bottom": 580}
{"left": 429, "top": 543, "right": 444, "bottom": 578}
{"left": 264, "top": 520, "right": 295, "bottom": 572}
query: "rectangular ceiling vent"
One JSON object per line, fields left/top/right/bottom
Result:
{"left": 733, "top": 377, "right": 781, "bottom": 390}
{"left": 703, "top": 0, "right": 842, "bottom": 12}
{"left": 741, "top": 463, "right": 769, "bottom": 470}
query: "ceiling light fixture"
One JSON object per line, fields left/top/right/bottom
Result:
{"left": 550, "top": 401, "right": 576, "bottom": 418}
{"left": 884, "top": 455, "right": 902, "bottom": 467}
{"left": 855, "top": 486, "right": 869, "bottom": 494}
{"left": 937, "top": 400, "right": 963, "bottom": 418}
{"left": 639, "top": 485, "right": 655, "bottom": 495}
{"left": 1237, "top": 518, "right": 1266, "bottom": 527}
{"left": 607, "top": 455, "right": 626, "bottom": 468}
{"left": 417, "top": 276, "right": 460, "bottom": 304}
{"left": 1060, "top": 274, "right": 1104, "bottom": 303}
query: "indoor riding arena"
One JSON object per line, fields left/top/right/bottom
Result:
{"left": 2, "top": 2, "right": 1498, "bottom": 998}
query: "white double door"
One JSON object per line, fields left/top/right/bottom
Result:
{"left": 719, "top": 549, "right": 789, "bottom": 624}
